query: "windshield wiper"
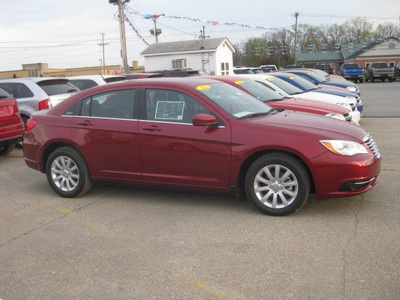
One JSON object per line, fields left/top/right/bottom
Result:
{"left": 264, "top": 98, "right": 283, "bottom": 103}
{"left": 238, "top": 108, "right": 281, "bottom": 120}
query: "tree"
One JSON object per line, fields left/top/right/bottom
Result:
{"left": 375, "top": 22, "right": 400, "bottom": 38}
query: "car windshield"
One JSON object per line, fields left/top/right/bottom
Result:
{"left": 37, "top": 79, "right": 79, "bottom": 96}
{"left": 311, "top": 69, "right": 330, "bottom": 79}
{"left": 282, "top": 74, "right": 317, "bottom": 91}
{"left": 299, "top": 71, "right": 327, "bottom": 83}
{"left": 262, "top": 76, "right": 304, "bottom": 95}
{"left": 196, "top": 82, "right": 273, "bottom": 119}
{"left": 234, "top": 79, "right": 285, "bottom": 101}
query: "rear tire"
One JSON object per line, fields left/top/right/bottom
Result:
{"left": 244, "top": 153, "right": 310, "bottom": 216}
{"left": 46, "top": 147, "right": 92, "bottom": 198}
{"left": 0, "top": 144, "right": 15, "bottom": 156}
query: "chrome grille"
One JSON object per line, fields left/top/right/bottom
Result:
{"left": 363, "top": 133, "right": 381, "bottom": 159}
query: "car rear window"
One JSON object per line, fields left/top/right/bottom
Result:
{"left": 37, "top": 79, "right": 78, "bottom": 96}
{"left": 372, "top": 63, "right": 389, "bottom": 68}
{"left": 69, "top": 79, "right": 98, "bottom": 91}
{"left": 343, "top": 64, "right": 360, "bottom": 69}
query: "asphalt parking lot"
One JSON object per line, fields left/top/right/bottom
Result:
{"left": 1, "top": 81, "right": 399, "bottom": 300}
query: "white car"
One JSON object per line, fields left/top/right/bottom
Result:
{"left": 66, "top": 75, "right": 126, "bottom": 91}
{"left": 238, "top": 74, "right": 361, "bottom": 125}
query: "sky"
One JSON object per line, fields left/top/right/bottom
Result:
{"left": 0, "top": 0, "right": 399, "bottom": 72}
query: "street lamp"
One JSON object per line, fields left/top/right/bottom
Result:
{"left": 145, "top": 14, "right": 164, "bottom": 43}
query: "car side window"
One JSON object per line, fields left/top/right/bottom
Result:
{"left": 0, "top": 83, "right": 14, "bottom": 97}
{"left": 65, "top": 89, "right": 136, "bottom": 119}
{"left": 14, "top": 83, "right": 34, "bottom": 98}
{"left": 145, "top": 89, "right": 212, "bottom": 123}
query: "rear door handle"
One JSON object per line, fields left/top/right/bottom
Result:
{"left": 142, "top": 126, "right": 162, "bottom": 132}
{"left": 77, "top": 120, "right": 93, "bottom": 126}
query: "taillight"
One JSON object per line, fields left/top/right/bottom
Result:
{"left": 13, "top": 103, "right": 20, "bottom": 114}
{"left": 38, "top": 98, "right": 52, "bottom": 110}
{"left": 25, "top": 119, "right": 37, "bottom": 132}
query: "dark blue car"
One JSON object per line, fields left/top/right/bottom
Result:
{"left": 283, "top": 69, "right": 360, "bottom": 96}
{"left": 273, "top": 72, "right": 363, "bottom": 114}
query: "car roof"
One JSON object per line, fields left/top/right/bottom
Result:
{"left": 0, "top": 77, "right": 69, "bottom": 83}
{"left": 201, "top": 75, "right": 248, "bottom": 83}
{"left": 75, "top": 77, "right": 222, "bottom": 91}
{"left": 66, "top": 75, "right": 126, "bottom": 80}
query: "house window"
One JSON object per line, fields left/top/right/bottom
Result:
{"left": 221, "top": 62, "right": 229, "bottom": 75}
{"left": 172, "top": 59, "right": 186, "bottom": 69}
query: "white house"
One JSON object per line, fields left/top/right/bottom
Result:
{"left": 140, "top": 38, "right": 235, "bottom": 75}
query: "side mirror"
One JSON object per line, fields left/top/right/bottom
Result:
{"left": 192, "top": 114, "right": 217, "bottom": 127}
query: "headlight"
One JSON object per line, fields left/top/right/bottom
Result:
{"left": 320, "top": 140, "right": 368, "bottom": 156}
{"left": 325, "top": 113, "right": 346, "bottom": 121}
{"left": 346, "top": 86, "right": 357, "bottom": 92}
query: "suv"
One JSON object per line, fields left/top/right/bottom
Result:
{"left": 0, "top": 78, "right": 79, "bottom": 126}
{"left": 0, "top": 88, "right": 24, "bottom": 155}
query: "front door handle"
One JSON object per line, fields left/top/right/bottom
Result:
{"left": 142, "top": 126, "right": 162, "bottom": 132}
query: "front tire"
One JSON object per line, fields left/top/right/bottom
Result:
{"left": 46, "top": 147, "right": 92, "bottom": 198}
{"left": 245, "top": 153, "right": 310, "bottom": 216}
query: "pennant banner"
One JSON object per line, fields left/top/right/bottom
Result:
{"left": 124, "top": 13, "right": 150, "bottom": 46}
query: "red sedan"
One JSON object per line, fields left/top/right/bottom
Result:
{"left": 23, "top": 78, "right": 381, "bottom": 216}
{"left": 204, "top": 76, "right": 352, "bottom": 122}
{"left": 0, "top": 88, "right": 24, "bottom": 156}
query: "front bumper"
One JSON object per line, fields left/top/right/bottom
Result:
{"left": 310, "top": 151, "right": 381, "bottom": 200}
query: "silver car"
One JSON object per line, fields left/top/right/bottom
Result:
{"left": 0, "top": 77, "right": 79, "bottom": 125}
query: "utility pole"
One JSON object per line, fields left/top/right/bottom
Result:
{"left": 109, "top": 0, "right": 129, "bottom": 73}
{"left": 199, "top": 26, "right": 209, "bottom": 39}
{"left": 294, "top": 12, "right": 299, "bottom": 65}
{"left": 98, "top": 33, "right": 108, "bottom": 74}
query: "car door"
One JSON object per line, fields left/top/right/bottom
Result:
{"left": 138, "top": 87, "right": 232, "bottom": 189}
{"left": 66, "top": 88, "right": 141, "bottom": 181}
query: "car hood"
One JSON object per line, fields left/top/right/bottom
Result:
{"left": 269, "top": 98, "right": 349, "bottom": 115}
{"left": 291, "top": 91, "right": 355, "bottom": 104}
{"left": 315, "top": 88, "right": 358, "bottom": 99}
{"left": 240, "top": 110, "right": 366, "bottom": 142}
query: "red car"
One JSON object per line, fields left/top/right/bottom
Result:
{"left": 23, "top": 78, "right": 381, "bottom": 216}
{"left": 204, "top": 76, "right": 352, "bottom": 122}
{"left": 0, "top": 88, "right": 24, "bottom": 156}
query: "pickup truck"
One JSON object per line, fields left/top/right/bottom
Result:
{"left": 365, "top": 62, "right": 395, "bottom": 82}
{"left": 339, "top": 63, "right": 364, "bottom": 83}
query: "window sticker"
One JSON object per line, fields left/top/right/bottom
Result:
{"left": 289, "top": 77, "right": 295, "bottom": 79}
{"left": 155, "top": 101, "right": 185, "bottom": 120}
{"left": 267, "top": 78, "right": 275, "bottom": 81}
{"left": 196, "top": 85, "right": 211, "bottom": 91}
{"left": 234, "top": 80, "right": 244, "bottom": 85}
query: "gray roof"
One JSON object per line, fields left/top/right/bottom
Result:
{"left": 297, "top": 52, "right": 344, "bottom": 63}
{"left": 141, "top": 38, "right": 233, "bottom": 55}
